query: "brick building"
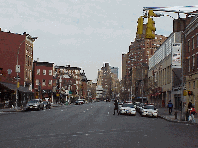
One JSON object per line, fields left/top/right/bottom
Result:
{"left": 122, "top": 34, "right": 166, "bottom": 102}
{"left": 0, "top": 29, "right": 37, "bottom": 107}
{"left": 183, "top": 15, "right": 198, "bottom": 111}
{"left": 32, "top": 60, "right": 54, "bottom": 102}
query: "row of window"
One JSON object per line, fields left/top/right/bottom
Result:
{"left": 188, "top": 80, "right": 198, "bottom": 89}
{"left": 187, "top": 35, "right": 198, "bottom": 52}
{"left": 37, "top": 69, "right": 52, "bottom": 75}
{"left": 186, "top": 54, "right": 198, "bottom": 72}
{"left": 36, "top": 79, "right": 52, "bottom": 86}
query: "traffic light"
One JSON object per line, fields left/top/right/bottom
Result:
{"left": 148, "top": 10, "right": 156, "bottom": 17}
{"left": 17, "top": 82, "right": 20, "bottom": 88}
{"left": 188, "top": 91, "right": 193, "bottom": 96}
{"left": 145, "top": 17, "right": 156, "bottom": 39}
{"left": 183, "top": 90, "right": 188, "bottom": 96}
{"left": 137, "top": 16, "right": 144, "bottom": 38}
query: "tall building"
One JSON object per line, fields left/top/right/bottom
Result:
{"left": 122, "top": 21, "right": 167, "bottom": 101}
{"left": 111, "top": 67, "right": 118, "bottom": 79}
{"left": 97, "top": 63, "right": 120, "bottom": 100}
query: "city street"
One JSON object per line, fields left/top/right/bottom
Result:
{"left": 0, "top": 102, "right": 198, "bottom": 148}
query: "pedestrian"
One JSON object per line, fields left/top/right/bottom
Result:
{"left": 188, "top": 100, "right": 193, "bottom": 109}
{"left": 113, "top": 99, "right": 119, "bottom": 115}
{"left": 189, "top": 105, "right": 197, "bottom": 123}
{"left": 167, "top": 100, "right": 173, "bottom": 115}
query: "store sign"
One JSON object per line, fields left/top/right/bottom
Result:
{"left": 172, "top": 43, "right": 181, "bottom": 68}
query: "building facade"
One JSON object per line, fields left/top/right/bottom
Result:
{"left": 0, "top": 29, "right": 37, "bottom": 107}
{"left": 32, "top": 60, "right": 54, "bottom": 102}
{"left": 183, "top": 15, "right": 198, "bottom": 111}
{"left": 148, "top": 32, "right": 182, "bottom": 108}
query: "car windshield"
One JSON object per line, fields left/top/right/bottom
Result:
{"left": 122, "top": 104, "right": 135, "bottom": 108}
{"left": 28, "top": 100, "right": 39, "bottom": 103}
{"left": 43, "top": 101, "right": 48, "bottom": 104}
{"left": 144, "top": 105, "right": 155, "bottom": 109}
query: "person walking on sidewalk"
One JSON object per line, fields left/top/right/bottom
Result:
{"left": 189, "top": 105, "right": 197, "bottom": 123}
{"left": 113, "top": 99, "right": 119, "bottom": 115}
{"left": 168, "top": 100, "right": 173, "bottom": 115}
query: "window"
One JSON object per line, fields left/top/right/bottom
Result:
{"left": 197, "top": 54, "right": 198, "bottom": 68}
{"left": 193, "top": 81, "right": 195, "bottom": 89}
{"left": 192, "top": 55, "right": 195, "bottom": 67}
{"left": 188, "top": 40, "right": 190, "bottom": 52}
{"left": 49, "top": 80, "right": 52, "bottom": 86}
{"left": 197, "top": 36, "right": 198, "bottom": 47}
{"left": 36, "top": 79, "right": 39, "bottom": 85}
{"left": 188, "top": 59, "right": 190, "bottom": 72}
{"left": 49, "top": 70, "right": 52, "bottom": 75}
{"left": 30, "top": 71, "right": 32, "bottom": 80}
{"left": 42, "top": 79, "right": 46, "bottom": 86}
{"left": 43, "top": 70, "right": 46, "bottom": 75}
{"left": 189, "top": 82, "right": 191, "bottom": 89}
{"left": 192, "top": 37, "right": 195, "bottom": 50}
{"left": 37, "top": 69, "right": 40, "bottom": 75}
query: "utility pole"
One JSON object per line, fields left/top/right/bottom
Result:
{"left": 142, "top": 68, "right": 144, "bottom": 103}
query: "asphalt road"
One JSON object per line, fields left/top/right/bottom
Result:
{"left": 0, "top": 102, "right": 198, "bottom": 148}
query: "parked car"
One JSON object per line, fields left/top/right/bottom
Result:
{"left": 26, "top": 99, "right": 44, "bottom": 111}
{"left": 133, "top": 102, "right": 141, "bottom": 109}
{"left": 118, "top": 103, "right": 136, "bottom": 116}
{"left": 141, "top": 105, "right": 158, "bottom": 117}
{"left": 43, "top": 101, "right": 51, "bottom": 109}
{"left": 75, "top": 100, "right": 84, "bottom": 105}
{"left": 118, "top": 102, "right": 124, "bottom": 108}
{"left": 124, "top": 100, "right": 132, "bottom": 104}
{"left": 137, "top": 103, "right": 146, "bottom": 114}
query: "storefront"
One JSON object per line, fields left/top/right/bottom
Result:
{"left": 0, "top": 82, "right": 33, "bottom": 108}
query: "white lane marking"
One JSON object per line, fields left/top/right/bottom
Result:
{"left": 76, "top": 132, "right": 83, "bottom": 134}
{"left": 85, "top": 134, "right": 89, "bottom": 136}
{"left": 108, "top": 112, "right": 109, "bottom": 114}
{"left": 98, "top": 133, "right": 103, "bottom": 134}
{"left": 72, "top": 135, "right": 77, "bottom": 137}
{"left": 87, "top": 109, "right": 89, "bottom": 110}
{"left": 61, "top": 110, "right": 63, "bottom": 111}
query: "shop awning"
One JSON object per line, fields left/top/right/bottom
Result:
{"left": 0, "top": 82, "right": 33, "bottom": 93}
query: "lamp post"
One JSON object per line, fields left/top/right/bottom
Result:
{"left": 15, "top": 36, "right": 37, "bottom": 110}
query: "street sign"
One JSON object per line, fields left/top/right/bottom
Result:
{"left": 16, "top": 65, "right": 20, "bottom": 73}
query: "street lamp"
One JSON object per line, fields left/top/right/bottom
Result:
{"left": 15, "top": 36, "right": 38, "bottom": 109}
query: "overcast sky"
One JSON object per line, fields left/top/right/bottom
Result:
{"left": 1, "top": 0, "right": 198, "bottom": 81}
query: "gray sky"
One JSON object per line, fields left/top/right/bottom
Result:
{"left": 1, "top": 0, "right": 198, "bottom": 81}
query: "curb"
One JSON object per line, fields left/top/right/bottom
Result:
{"left": 0, "top": 109, "right": 24, "bottom": 112}
{"left": 158, "top": 114, "right": 198, "bottom": 125}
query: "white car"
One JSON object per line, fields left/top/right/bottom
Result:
{"left": 119, "top": 103, "right": 136, "bottom": 116}
{"left": 26, "top": 99, "right": 44, "bottom": 111}
{"left": 141, "top": 105, "right": 158, "bottom": 117}
{"left": 118, "top": 102, "right": 124, "bottom": 108}
{"left": 134, "top": 102, "right": 141, "bottom": 109}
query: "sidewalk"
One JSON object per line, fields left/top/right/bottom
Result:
{"left": 0, "top": 103, "right": 70, "bottom": 113}
{"left": 158, "top": 107, "right": 198, "bottom": 124}
{"left": 0, "top": 107, "right": 24, "bottom": 112}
